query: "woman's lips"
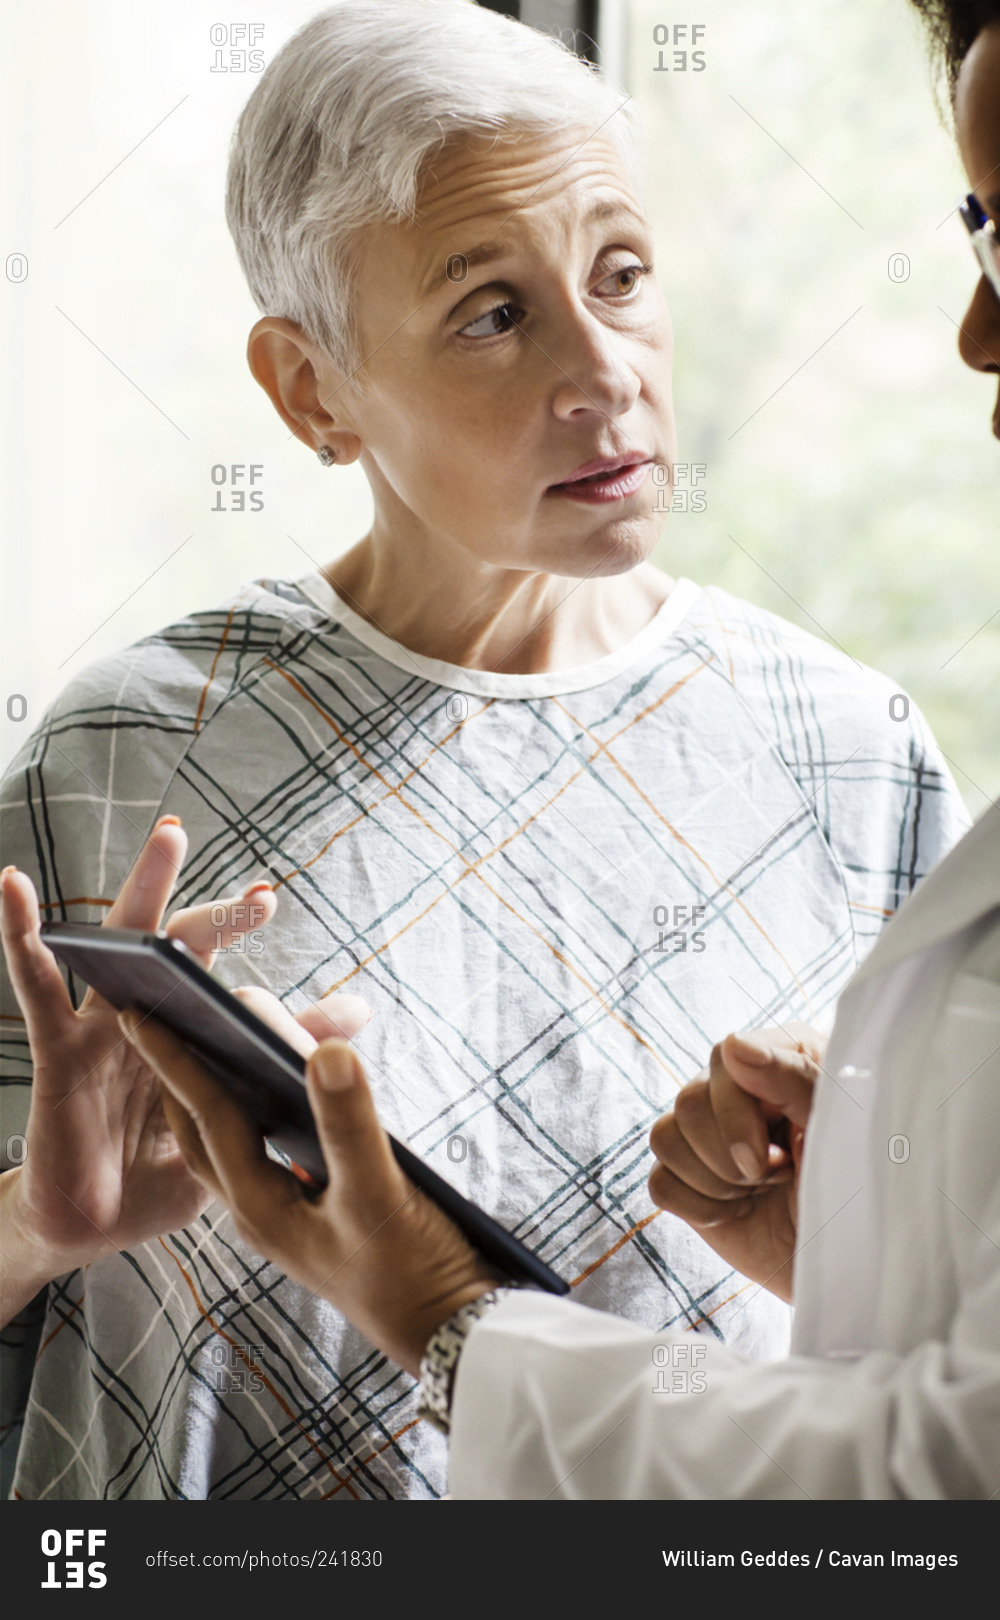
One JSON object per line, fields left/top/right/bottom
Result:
{"left": 547, "top": 458, "right": 652, "bottom": 505}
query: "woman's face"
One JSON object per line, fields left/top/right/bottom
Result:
{"left": 327, "top": 130, "right": 676, "bottom": 577}
{"left": 954, "top": 24, "right": 1000, "bottom": 438}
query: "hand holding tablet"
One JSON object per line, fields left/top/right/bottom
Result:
{"left": 41, "top": 921, "right": 568, "bottom": 1299}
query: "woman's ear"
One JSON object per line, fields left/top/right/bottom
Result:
{"left": 247, "top": 317, "right": 363, "bottom": 464}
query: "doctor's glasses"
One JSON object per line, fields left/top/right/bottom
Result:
{"left": 960, "top": 193, "right": 1000, "bottom": 303}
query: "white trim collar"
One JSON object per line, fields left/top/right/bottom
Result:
{"left": 292, "top": 571, "right": 702, "bottom": 699}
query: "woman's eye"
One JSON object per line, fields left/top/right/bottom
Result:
{"left": 455, "top": 266, "right": 650, "bottom": 340}
{"left": 458, "top": 302, "right": 520, "bottom": 340}
{"left": 597, "top": 262, "right": 651, "bottom": 297}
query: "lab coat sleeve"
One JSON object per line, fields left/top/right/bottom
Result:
{"left": 448, "top": 1195, "right": 1000, "bottom": 1499}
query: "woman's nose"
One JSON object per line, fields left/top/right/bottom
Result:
{"left": 549, "top": 314, "right": 643, "bottom": 421}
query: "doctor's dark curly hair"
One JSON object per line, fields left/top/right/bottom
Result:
{"left": 910, "top": 0, "right": 1000, "bottom": 95}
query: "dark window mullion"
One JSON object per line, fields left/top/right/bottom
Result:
{"left": 476, "top": 0, "right": 602, "bottom": 67}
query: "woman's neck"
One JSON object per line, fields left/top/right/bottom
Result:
{"left": 321, "top": 532, "right": 674, "bottom": 675}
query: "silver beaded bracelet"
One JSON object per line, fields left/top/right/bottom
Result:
{"left": 416, "top": 1289, "right": 510, "bottom": 1434}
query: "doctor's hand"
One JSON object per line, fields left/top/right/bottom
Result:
{"left": 647, "top": 1024, "right": 824, "bottom": 1303}
{"left": 0, "top": 821, "right": 371, "bottom": 1330}
{"left": 118, "top": 1016, "right": 496, "bottom": 1379}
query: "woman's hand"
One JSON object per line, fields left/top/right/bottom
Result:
{"left": 647, "top": 1023, "right": 825, "bottom": 1303}
{"left": 118, "top": 1012, "right": 496, "bottom": 1379}
{"left": 0, "top": 818, "right": 371, "bottom": 1328}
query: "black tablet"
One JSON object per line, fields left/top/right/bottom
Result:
{"left": 40, "top": 922, "right": 568, "bottom": 1295}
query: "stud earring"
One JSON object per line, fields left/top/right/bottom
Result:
{"left": 317, "top": 445, "right": 337, "bottom": 466}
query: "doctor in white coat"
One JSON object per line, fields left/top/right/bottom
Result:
{"left": 38, "top": 2, "right": 1000, "bottom": 1498}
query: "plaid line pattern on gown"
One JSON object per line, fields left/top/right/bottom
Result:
{"left": 0, "top": 572, "right": 968, "bottom": 1499}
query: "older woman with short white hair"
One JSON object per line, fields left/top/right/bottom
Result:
{"left": 0, "top": 0, "right": 964, "bottom": 1501}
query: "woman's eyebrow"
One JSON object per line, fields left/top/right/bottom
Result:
{"left": 422, "top": 237, "right": 509, "bottom": 296}
{"left": 423, "top": 201, "right": 648, "bottom": 297}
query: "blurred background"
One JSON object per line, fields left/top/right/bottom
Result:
{"left": 2, "top": 0, "right": 997, "bottom": 809}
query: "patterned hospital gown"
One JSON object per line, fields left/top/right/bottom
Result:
{"left": 0, "top": 571, "right": 967, "bottom": 1499}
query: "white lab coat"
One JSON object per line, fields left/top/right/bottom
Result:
{"left": 449, "top": 803, "right": 1000, "bottom": 1498}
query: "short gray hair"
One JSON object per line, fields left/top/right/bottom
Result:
{"left": 225, "top": 0, "right": 638, "bottom": 373}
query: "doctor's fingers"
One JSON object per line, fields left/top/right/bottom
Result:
{"left": 647, "top": 1156, "right": 756, "bottom": 1228}
{"left": 768, "top": 1020, "right": 828, "bottom": 1064}
{"left": 649, "top": 1109, "right": 788, "bottom": 1204}
{"left": 707, "top": 1042, "right": 784, "bottom": 1183}
{"left": 719, "top": 1035, "right": 818, "bottom": 1131}
{"left": 663, "top": 1070, "right": 770, "bottom": 1186}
